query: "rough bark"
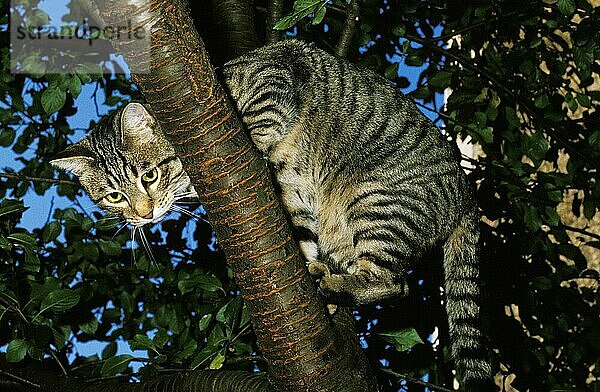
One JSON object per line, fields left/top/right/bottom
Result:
{"left": 336, "top": 1, "right": 360, "bottom": 58}
{"left": 189, "top": 0, "right": 260, "bottom": 65}
{"left": 77, "top": 0, "right": 379, "bottom": 391}
{"left": 266, "top": 0, "right": 285, "bottom": 43}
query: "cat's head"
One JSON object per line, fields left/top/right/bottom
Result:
{"left": 51, "top": 102, "right": 197, "bottom": 227}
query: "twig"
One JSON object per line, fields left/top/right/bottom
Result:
{"left": 336, "top": 1, "right": 361, "bottom": 58}
{"left": 325, "top": 3, "right": 346, "bottom": 14}
{"left": 224, "top": 355, "right": 266, "bottom": 366}
{"left": 44, "top": 197, "right": 55, "bottom": 227}
{"left": 266, "top": 0, "right": 285, "bottom": 43}
{"left": 49, "top": 351, "right": 68, "bottom": 376}
{"left": 563, "top": 225, "right": 600, "bottom": 242}
{"left": 0, "top": 369, "right": 41, "bottom": 389}
{"left": 380, "top": 368, "right": 454, "bottom": 392}
{"left": 432, "top": 10, "right": 522, "bottom": 42}
{"left": 412, "top": 100, "right": 474, "bottom": 131}
{"left": 0, "top": 172, "right": 79, "bottom": 187}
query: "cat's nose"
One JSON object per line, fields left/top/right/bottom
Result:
{"left": 142, "top": 211, "right": 153, "bottom": 220}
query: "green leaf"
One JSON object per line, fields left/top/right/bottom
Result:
{"left": 120, "top": 291, "right": 134, "bottom": 315}
{"left": 53, "top": 325, "right": 71, "bottom": 350}
{"left": 7, "top": 232, "right": 37, "bottom": 248}
{"left": 545, "top": 207, "right": 560, "bottom": 227}
{"left": 41, "top": 85, "right": 66, "bottom": 114}
{"left": 178, "top": 279, "right": 197, "bottom": 295}
{"left": 101, "top": 354, "right": 134, "bottom": 376}
{"left": 312, "top": 4, "right": 326, "bottom": 25}
{"left": 191, "top": 346, "right": 220, "bottom": 370}
{"left": 102, "top": 342, "right": 118, "bottom": 359}
{"left": 68, "top": 75, "right": 82, "bottom": 98}
{"left": 557, "top": 0, "right": 576, "bottom": 15}
{"left": 476, "top": 127, "right": 494, "bottom": 144}
{"left": 534, "top": 94, "right": 550, "bottom": 109}
{"left": 130, "top": 334, "right": 156, "bottom": 352}
{"left": 104, "top": 95, "right": 121, "bottom": 106}
{"left": 172, "top": 340, "right": 197, "bottom": 362}
{"left": 392, "top": 24, "right": 406, "bottom": 37}
{"left": 0, "top": 236, "right": 11, "bottom": 251}
{"left": 79, "top": 318, "right": 99, "bottom": 335}
{"left": 524, "top": 206, "right": 543, "bottom": 232}
{"left": 98, "top": 239, "right": 121, "bottom": 256}
{"left": 153, "top": 329, "right": 169, "bottom": 348}
{"left": 6, "top": 339, "right": 28, "bottom": 362}
{"left": 207, "top": 324, "right": 226, "bottom": 347}
{"left": 209, "top": 350, "right": 226, "bottom": 370}
{"left": 583, "top": 199, "right": 596, "bottom": 220}
{"left": 428, "top": 71, "right": 453, "bottom": 88}
{"left": 410, "top": 86, "right": 431, "bottom": 100}
{"left": 576, "top": 94, "right": 591, "bottom": 108}
{"left": 42, "top": 221, "right": 62, "bottom": 243}
{"left": 505, "top": 107, "right": 521, "bottom": 129}
{"left": 379, "top": 328, "right": 424, "bottom": 352}
{"left": 274, "top": 15, "right": 298, "bottom": 30}
{"left": 198, "top": 314, "right": 212, "bottom": 332}
{"left": 384, "top": 63, "right": 399, "bottom": 81}
{"left": 0, "top": 127, "right": 16, "bottom": 147}
{"left": 0, "top": 200, "right": 27, "bottom": 219}
{"left": 39, "top": 289, "right": 80, "bottom": 314}
{"left": 196, "top": 275, "right": 223, "bottom": 292}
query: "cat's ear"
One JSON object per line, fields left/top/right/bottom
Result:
{"left": 121, "top": 102, "right": 156, "bottom": 144}
{"left": 50, "top": 141, "right": 95, "bottom": 177}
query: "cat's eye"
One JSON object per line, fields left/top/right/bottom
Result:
{"left": 141, "top": 168, "right": 159, "bottom": 184}
{"left": 105, "top": 192, "right": 124, "bottom": 203}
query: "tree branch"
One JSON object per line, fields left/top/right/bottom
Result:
{"left": 0, "top": 370, "right": 40, "bottom": 390}
{"left": 266, "top": 0, "right": 285, "bottom": 43}
{"left": 563, "top": 224, "right": 600, "bottom": 242}
{"left": 336, "top": 1, "right": 360, "bottom": 58}
{"left": 380, "top": 368, "right": 455, "bottom": 392}
{"left": 0, "top": 173, "right": 79, "bottom": 187}
{"left": 186, "top": 1, "right": 260, "bottom": 66}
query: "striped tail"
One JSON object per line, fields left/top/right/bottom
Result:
{"left": 442, "top": 214, "right": 494, "bottom": 391}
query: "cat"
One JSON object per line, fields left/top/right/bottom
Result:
{"left": 52, "top": 39, "right": 493, "bottom": 390}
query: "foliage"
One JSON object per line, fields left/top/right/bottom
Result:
{"left": 0, "top": 0, "right": 599, "bottom": 390}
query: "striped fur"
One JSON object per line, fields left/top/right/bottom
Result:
{"left": 223, "top": 40, "right": 492, "bottom": 389}
{"left": 51, "top": 103, "right": 196, "bottom": 227}
{"left": 53, "top": 40, "right": 493, "bottom": 389}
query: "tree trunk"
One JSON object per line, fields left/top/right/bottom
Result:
{"left": 79, "top": 0, "right": 378, "bottom": 391}
{"left": 189, "top": 0, "right": 260, "bottom": 65}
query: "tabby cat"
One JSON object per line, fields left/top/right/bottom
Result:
{"left": 52, "top": 40, "right": 493, "bottom": 390}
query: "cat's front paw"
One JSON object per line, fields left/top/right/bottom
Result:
{"left": 307, "top": 261, "right": 331, "bottom": 279}
{"left": 319, "top": 274, "right": 345, "bottom": 296}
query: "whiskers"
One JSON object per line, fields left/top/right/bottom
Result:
{"left": 128, "top": 225, "right": 158, "bottom": 270}
{"left": 172, "top": 191, "right": 210, "bottom": 225}
{"left": 138, "top": 228, "right": 158, "bottom": 269}
{"left": 112, "top": 222, "right": 129, "bottom": 240}
{"left": 170, "top": 204, "right": 210, "bottom": 225}
{"left": 96, "top": 214, "right": 125, "bottom": 229}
